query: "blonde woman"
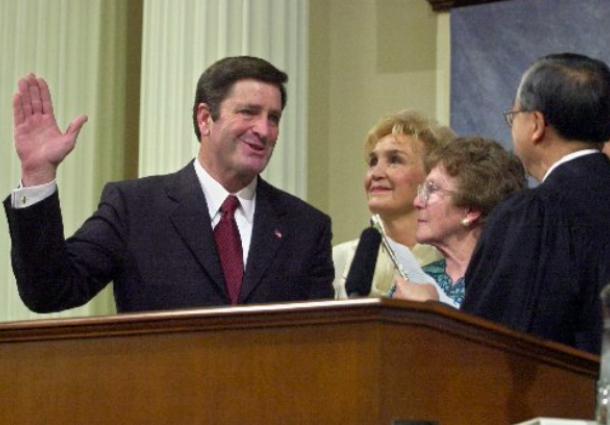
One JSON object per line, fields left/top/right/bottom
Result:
{"left": 333, "top": 110, "right": 455, "bottom": 299}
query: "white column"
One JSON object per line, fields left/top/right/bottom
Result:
{"left": 139, "top": 0, "right": 308, "bottom": 197}
{"left": 0, "top": 0, "right": 129, "bottom": 321}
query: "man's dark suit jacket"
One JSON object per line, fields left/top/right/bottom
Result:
{"left": 462, "top": 152, "right": 610, "bottom": 354}
{"left": 4, "top": 162, "right": 334, "bottom": 313}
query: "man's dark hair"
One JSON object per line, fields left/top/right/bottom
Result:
{"left": 517, "top": 53, "right": 610, "bottom": 144}
{"left": 192, "top": 56, "right": 288, "bottom": 140}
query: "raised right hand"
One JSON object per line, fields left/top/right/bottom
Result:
{"left": 13, "top": 74, "right": 88, "bottom": 186}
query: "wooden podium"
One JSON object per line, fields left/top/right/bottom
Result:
{"left": 0, "top": 299, "right": 599, "bottom": 425}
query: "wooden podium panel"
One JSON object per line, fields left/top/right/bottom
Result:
{"left": 0, "top": 299, "right": 598, "bottom": 425}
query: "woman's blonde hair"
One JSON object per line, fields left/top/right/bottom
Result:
{"left": 364, "top": 109, "right": 455, "bottom": 161}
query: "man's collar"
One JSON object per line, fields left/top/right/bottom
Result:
{"left": 541, "top": 149, "right": 600, "bottom": 182}
{"left": 193, "top": 159, "right": 257, "bottom": 223}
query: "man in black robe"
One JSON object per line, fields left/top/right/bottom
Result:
{"left": 461, "top": 53, "right": 610, "bottom": 354}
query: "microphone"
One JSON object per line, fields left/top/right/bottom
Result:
{"left": 371, "top": 214, "right": 411, "bottom": 280}
{"left": 345, "top": 227, "right": 382, "bottom": 298}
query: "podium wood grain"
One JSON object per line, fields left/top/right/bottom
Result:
{"left": 0, "top": 299, "right": 598, "bottom": 425}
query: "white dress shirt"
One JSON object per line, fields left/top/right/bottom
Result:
{"left": 11, "top": 179, "right": 57, "bottom": 208}
{"left": 193, "top": 159, "right": 256, "bottom": 266}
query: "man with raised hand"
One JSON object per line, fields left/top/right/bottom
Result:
{"left": 5, "top": 56, "right": 334, "bottom": 313}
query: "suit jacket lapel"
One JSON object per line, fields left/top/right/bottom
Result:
{"left": 165, "top": 162, "right": 227, "bottom": 299}
{"left": 240, "top": 179, "right": 285, "bottom": 302}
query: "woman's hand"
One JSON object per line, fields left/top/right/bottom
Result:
{"left": 392, "top": 276, "right": 439, "bottom": 302}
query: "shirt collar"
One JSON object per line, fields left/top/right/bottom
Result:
{"left": 542, "top": 149, "right": 599, "bottom": 182}
{"left": 193, "top": 159, "right": 257, "bottom": 223}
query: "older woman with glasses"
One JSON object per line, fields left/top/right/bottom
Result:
{"left": 333, "top": 110, "right": 455, "bottom": 299}
{"left": 393, "top": 137, "right": 527, "bottom": 307}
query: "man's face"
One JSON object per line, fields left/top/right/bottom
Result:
{"left": 510, "top": 101, "right": 533, "bottom": 167}
{"left": 198, "top": 79, "right": 282, "bottom": 190}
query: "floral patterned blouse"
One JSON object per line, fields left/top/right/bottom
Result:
{"left": 423, "top": 259, "right": 465, "bottom": 308}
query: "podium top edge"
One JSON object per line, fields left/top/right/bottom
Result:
{"left": 0, "top": 298, "right": 599, "bottom": 370}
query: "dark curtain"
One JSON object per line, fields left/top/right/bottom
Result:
{"left": 451, "top": 0, "right": 610, "bottom": 149}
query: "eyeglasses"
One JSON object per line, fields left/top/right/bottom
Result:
{"left": 416, "top": 181, "right": 456, "bottom": 206}
{"left": 503, "top": 109, "right": 530, "bottom": 127}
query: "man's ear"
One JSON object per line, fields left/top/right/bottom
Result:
{"left": 531, "top": 111, "right": 547, "bottom": 145}
{"left": 197, "top": 103, "right": 212, "bottom": 137}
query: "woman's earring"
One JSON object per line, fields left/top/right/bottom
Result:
{"left": 461, "top": 218, "right": 470, "bottom": 227}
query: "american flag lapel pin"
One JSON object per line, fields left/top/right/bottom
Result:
{"left": 274, "top": 229, "right": 283, "bottom": 239}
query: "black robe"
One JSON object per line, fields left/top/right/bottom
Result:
{"left": 462, "top": 152, "right": 610, "bottom": 354}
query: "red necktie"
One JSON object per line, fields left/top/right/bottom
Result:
{"left": 214, "top": 195, "right": 243, "bottom": 305}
